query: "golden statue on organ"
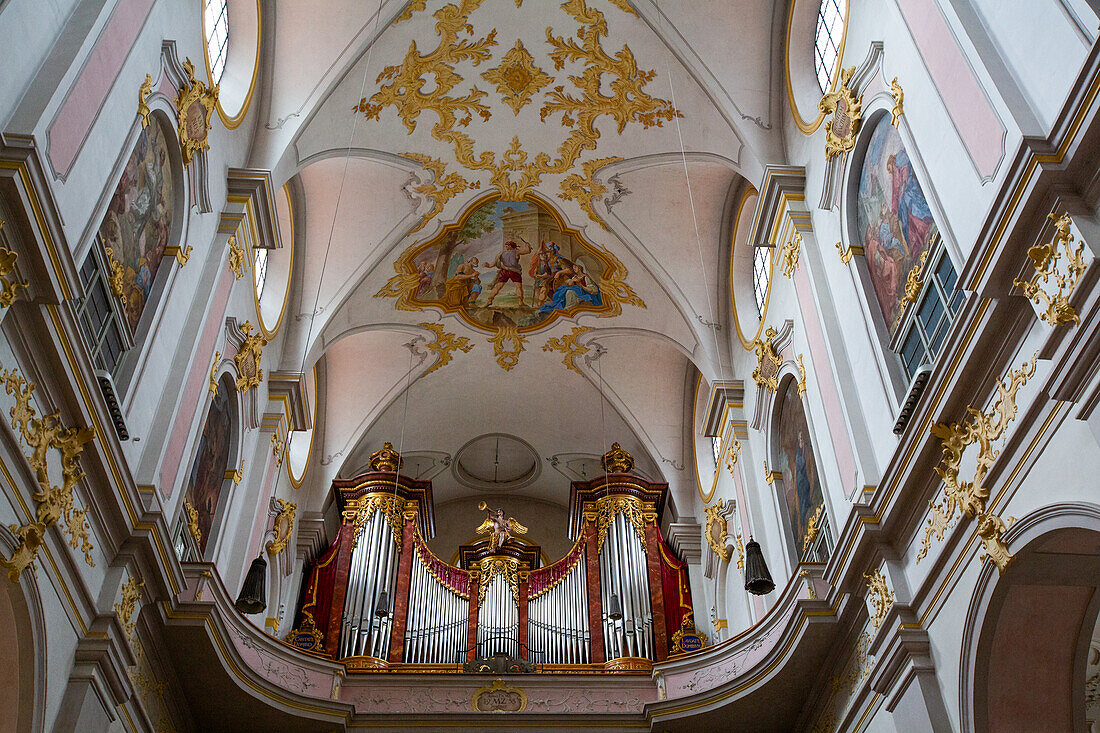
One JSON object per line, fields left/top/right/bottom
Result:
{"left": 475, "top": 501, "right": 529, "bottom": 553}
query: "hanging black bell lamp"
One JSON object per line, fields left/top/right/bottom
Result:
{"left": 235, "top": 553, "right": 268, "bottom": 614}
{"left": 608, "top": 593, "right": 624, "bottom": 621}
{"left": 743, "top": 537, "right": 775, "bottom": 595}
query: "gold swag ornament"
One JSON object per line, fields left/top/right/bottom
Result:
{"left": 1013, "top": 212, "right": 1087, "bottom": 327}
{"left": 0, "top": 369, "right": 96, "bottom": 582}
{"left": 233, "top": 321, "right": 267, "bottom": 394}
{"left": 818, "top": 66, "right": 862, "bottom": 159}
{"left": 176, "top": 58, "right": 218, "bottom": 166}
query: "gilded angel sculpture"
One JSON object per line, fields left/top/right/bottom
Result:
{"left": 475, "top": 502, "right": 528, "bottom": 552}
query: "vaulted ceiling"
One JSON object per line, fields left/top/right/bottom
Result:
{"left": 250, "top": 0, "right": 783, "bottom": 528}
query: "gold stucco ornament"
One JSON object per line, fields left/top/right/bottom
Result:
{"left": 818, "top": 66, "right": 862, "bottom": 159}
{"left": 369, "top": 441, "right": 403, "bottom": 472}
{"left": 898, "top": 248, "right": 929, "bottom": 318}
{"left": 176, "top": 59, "right": 218, "bottom": 166}
{"left": 542, "top": 325, "right": 592, "bottom": 374}
{"left": 703, "top": 500, "right": 733, "bottom": 563}
{"left": 0, "top": 369, "right": 96, "bottom": 582}
{"left": 1013, "top": 212, "right": 1086, "bottom": 327}
{"left": 0, "top": 220, "right": 29, "bottom": 307}
{"left": 183, "top": 497, "right": 201, "bottom": 547}
{"left": 137, "top": 73, "right": 153, "bottom": 128}
{"left": 864, "top": 569, "right": 894, "bottom": 631}
{"left": 481, "top": 40, "right": 553, "bottom": 115}
{"left": 419, "top": 322, "right": 474, "bottom": 375}
{"left": 475, "top": 555, "right": 521, "bottom": 606}
{"left": 601, "top": 441, "right": 634, "bottom": 473}
{"left": 115, "top": 575, "right": 145, "bottom": 638}
{"left": 779, "top": 232, "right": 802, "bottom": 278}
{"left": 750, "top": 326, "right": 782, "bottom": 393}
{"left": 265, "top": 498, "right": 297, "bottom": 556}
{"left": 227, "top": 235, "right": 246, "bottom": 280}
{"left": 233, "top": 321, "right": 267, "bottom": 394}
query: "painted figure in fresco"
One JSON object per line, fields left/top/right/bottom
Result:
{"left": 887, "top": 149, "right": 933, "bottom": 251}
{"left": 186, "top": 387, "right": 233, "bottom": 554}
{"left": 484, "top": 235, "right": 533, "bottom": 308}
{"left": 441, "top": 257, "right": 482, "bottom": 308}
{"left": 776, "top": 379, "right": 824, "bottom": 553}
{"left": 529, "top": 241, "right": 561, "bottom": 309}
{"left": 538, "top": 261, "right": 602, "bottom": 315}
{"left": 416, "top": 261, "right": 436, "bottom": 296}
{"left": 794, "top": 432, "right": 813, "bottom": 531}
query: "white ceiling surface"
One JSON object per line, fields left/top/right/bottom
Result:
{"left": 264, "top": 0, "right": 782, "bottom": 522}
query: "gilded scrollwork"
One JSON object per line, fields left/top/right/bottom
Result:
{"left": 898, "top": 248, "right": 928, "bottom": 318}
{"left": 266, "top": 498, "right": 297, "bottom": 556}
{"left": 593, "top": 495, "right": 653, "bottom": 554}
{"left": 542, "top": 326, "right": 592, "bottom": 374}
{"left": 0, "top": 369, "right": 96, "bottom": 581}
{"left": 801, "top": 504, "right": 824, "bottom": 556}
{"left": 137, "top": 73, "right": 153, "bottom": 129}
{"left": 477, "top": 555, "right": 521, "bottom": 607}
{"left": 103, "top": 246, "right": 128, "bottom": 305}
{"left": 481, "top": 40, "right": 553, "bottom": 115}
{"left": 419, "top": 322, "right": 474, "bottom": 375}
{"left": 917, "top": 353, "right": 1038, "bottom": 573}
{"left": 343, "top": 495, "right": 406, "bottom": 551}
{"left": 183, "top": 497, "right": 201, "bottom": 547}
{"left": 558, "top": 156, "right": 622, "bottom": 231}
{"left": 889, "top": 77, "right": 904, "bottom": 128}
{"left": 227, "top": 235, "right": 246, "bottom": 280}
{"left": 115, "top": 575, "right": 145, "bottom": 638}
{"left": 402, "top": 154, "right": 481, "bottom": 235}
{"left": 233, "top": 321, "right": 267, "bottom": 394}
{"left": 703, "top": 500, "right": 733, "bottom": 563}
{"left": 797, "top": 354, "right": 808, "bottom": 397}
{"left": 208, "top": 351, "right": 220, "bottom": 396}
{"left": 864, "top": 569, "right": 894, "bottom": 631}
{"left": 488, "top": 325, "right": 527, "bottom": 371}
{"left": 1013, "top": 212, "right": 1087, "bottom": 327}
{"left": 164, "top": 244, "right": 193, "bottom": 267}
{"left": 271, "top": 432, "right": 285, "bottom": 468}
{"left": 818, "top": 66, "right": 862, "bottom": 159}
{"left": 834, "top": 241, "right": 862, "bottom": 264}
{"left": 0, "top": 221, "right": 29, "bottom": 308}
{"left": 176, "top": 59, "right": 218, "bottom": 166}
{"left": 779, "top": 232, "right": 801, "bottom": 278}
{"left": 750, "top": 326, "right": 782, "bottom": 393}
{"left": 724, "top": 438, "right": 741, "bottom": 476}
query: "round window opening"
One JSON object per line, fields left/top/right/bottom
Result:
{"left": 204, "top": 0, "right": 230, "bottom": 85}
{"left": 814, "top": 0, "right": 846, "bottom": 94}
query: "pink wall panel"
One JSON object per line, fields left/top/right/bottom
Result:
{"left": 895, "top": 0, "right": 1005, "bottom": 180}
{"left": 47, "top": 0, "right": 155, "bottom": 178}
{"left": 159, "top": 266, "right": 234, "bottom": 497}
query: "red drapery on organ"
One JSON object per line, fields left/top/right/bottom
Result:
{"left": 657, "top": 527, "right": 693, "bottom": 648}
{"left": 291, "top": 523, "right": 346, "bottom": 653}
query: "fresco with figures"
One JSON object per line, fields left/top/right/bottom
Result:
{"left": 96, "top": 120, "right": 176, "bottom": 332}
{"left": 775, "top": 377, "right": 825, "bottom": 556}
{"left": 186, "top": 385, "right": 233, "bottom": 554}
{"left": 378, "top": 196, "right": 641, "bottom": 333}
{"left": 855, "top": 115, "right": 938, "bottom": 332}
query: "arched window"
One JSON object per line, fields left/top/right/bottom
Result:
{"left": 253, "top": 246, "right": 269, "bottom": 299}
{"left": 774, "top": 376, "right": 831, "bottom": 563}
{"left": 814, "top": 0, "right": 846, "bottom": 93}
{"left": 752, "top": 245, "right": 770, "bottom": 316}
{"left": 204, "top": 0, "right": 230, "bottom": 85}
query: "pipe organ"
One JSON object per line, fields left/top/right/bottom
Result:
{"left": 289, "top": 442, "right": 700, "bottom": 671}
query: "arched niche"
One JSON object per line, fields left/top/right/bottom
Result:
{"left": 286, "top": 365, "right": 316, "bottom": 489}
{"left": 962, "top": 504, "right": 1100, "bottom": 733}
{"left": 785, "top": 0, "right": 850, "bottom": 134}
{"left": 0, "top": 526, "right": 46, "bottom": 732}
{"left": 181, "top": 371, "right": 243, "bottom": 559}
{"left": 201, "top": 0, "right": 261, "bottom": 128}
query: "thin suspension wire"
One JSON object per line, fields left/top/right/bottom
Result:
{"left": 665, "top": 63, "right": 728, "bottom": 389}
{"left": 297, "top": 0, "right": 385, "bottom": 376}
{"left": 394, "top": 346, "right": 414, "bottom": 495}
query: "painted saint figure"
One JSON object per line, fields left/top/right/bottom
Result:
{"left": 537, "top": 261, "right": 602, "bottom": 315}
{"left": 475, "top": 501, "right": 528, "bottom": 553}
{"left": 484, "top": 235, "right": 533, "bottom": 307}
{"left": 441, "top": 256, "right": 482, "bottom": 308}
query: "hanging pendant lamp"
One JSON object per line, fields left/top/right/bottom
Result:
{"left": 743, "top": 537, "right": 775, "bottom": 595}
{"left": 235, "top": 553, "right": 268, "bottom": 614}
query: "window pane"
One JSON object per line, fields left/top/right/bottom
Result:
{"left": 918, "top": 291, "right": 944, "bottom": 332}
{"left": 901, "top": 330, "right": 926, "bottom": 377}
{"left": 254, "top": 248, "right": 269, "bottom": 299}
{"left": 814, "top": 0, "right": 847, "bottom": 93}
{"left": 752, "top": 246, "right": 770, "bottom": 315}
{"left": 711, "top": 436, "right": 721, "bottom": 467}
{"left": 204, "top": 0, "right": 230, "bottom": 85}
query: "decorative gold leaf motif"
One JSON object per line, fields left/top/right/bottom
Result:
{"left": 0, "top": 369, "right": 96, "bottom": 581}
{"left": 541, "top": 325, "right": 592, "bottom": 374}
{"left": 0, "top": 221, "right": 29, "bottom": 308}
{"left": 750, "top": 326, "right": 782, "bottom": 392}
{"left": 607, "top": 0, "right": 637, "bottom": 15}
{"left": 889, "top": 77, "right": 904, "bottom": 128}
{"left": 797, "top": 354, "right": 808, "bottom": 397}
{"left": 724, "top": 439, "right": 741, "bottom": 476}
{"left": 374, "top": 265, "right": 425, "bottom": 312}
{"left": 735, "top": 532, "right": 744, "bottom": 572}
{"left": 138, "top": 74, "right": 153, "bottom": 128}
{"left": 342, "top": 495, "right": 406, "bottom": 550}
{"left": 779, "top": 232, "right": 801, "bottom": 278}
{"left": 403, "top": 154, "right": 480, "bottom": 235}
{"left": 592, "top": 495, "right": 653, "bottom": 554}
{"left": 834, "top": 241, "right": 862, "bottom": 264}
{"left": 802, "top": 504, "right": 824, "bottom": 556}
{"left": 864, "top": 569, "right": 894, "bottom": 631}
{"left": 115, "top": 576, "right": 145, "bottom": 638}
{"left": 763, "top": 460, "right": 774, "bottom": 484}
{"left": 233, "top": 321, "right": 267, "bottom": 394}
{"left": 488, "top": 324, "right": 527, "bottom": 371}
{"left": 1013, "top": 212, "right": 1086, "bottom": 327}
{"left": 481, "top": 40, "right": 553, "bottom": 115}
{"left": 266, "top": 498, "right": 297, "bottom": 556}
{"left": 703, "top": 500, "right": 732, "bottom": 563}
{"left": 103, "top": 246, "right": 128, "bottom": 305}
{"left": 419, "top": 321, "right": 474, "bottom": 375}
{"left": 164, "top": 244, "right": 192, "bottom": 266}
{"left": 176, "top": 59, "right": 218, "bottom": 166}
{"left": 270, "top": 431, "right": 286, "bottom": 468}
{"left": 476, "top": 555, "right": 521, "bottom": 607}
{"left": 183, "top": 497, "right": 201, "bottom": 547}
{"left": 208, "top": 351, "right": 220, "bottom": 396}
{"left": 227, "top": 235, "right": 246, "bottom": 280}
{"left": 917, "top": 354, "right": 1037, "bottom": 573}
{"left": 898, "top": 248, "right": 928, "bottom": 319}
{"left": 818, "top": 66, "right": 862, "bottom": 159}
{"left": 558, "top": 156, "right": 622, "bottom": 230}
{"left": 393, "top": 0, "right": 427, "bottom": 24}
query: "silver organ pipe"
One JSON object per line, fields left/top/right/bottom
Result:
{"left": 403, "top": 541, "right": 470, "bottom": 663}
{"left": 527, "top": 542, "right": 589, "bottom": 664}
{"left": 339, "top": 511, "right": 399, "bottom": 659}
{"left": 476, "top": 572, "right": 519, "bottom": 660}
{"left": 599, "top": 512, "right": 653, "bottom": 660}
